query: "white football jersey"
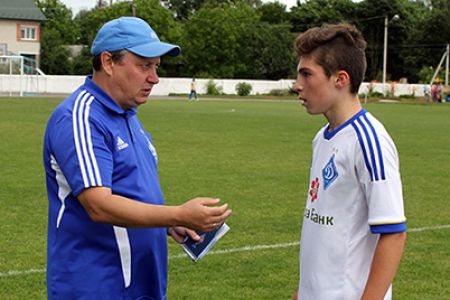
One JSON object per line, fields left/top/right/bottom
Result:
{"left": 298, "top": 109, "right": 406, "bottom": 300}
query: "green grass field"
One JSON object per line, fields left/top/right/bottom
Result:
{"left": 0, "top": 97, "right": 449, "bottom": 299}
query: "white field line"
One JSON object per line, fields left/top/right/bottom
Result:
{"left": 407, "top": 224, "right": 450, "bottom": 232}
{"left": 1, "top": 224, "right": 449, "bottom": 278}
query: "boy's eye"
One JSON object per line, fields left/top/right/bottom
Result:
{"left": 300, "top": 71, "right": 311, "bottom": 77}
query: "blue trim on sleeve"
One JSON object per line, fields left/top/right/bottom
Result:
{"left": 370, "top": 222, "right": 407, "bottom": 234}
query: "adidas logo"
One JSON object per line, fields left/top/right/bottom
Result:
{"left": 117, "top": 136, "right": 129, "bottom": 150}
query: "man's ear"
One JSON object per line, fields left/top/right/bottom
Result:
{"left": 334, "top": 70, "right": 351, "bottom": 90}
{"left": 100, "top": 52, "right": 114, "bottom": 76}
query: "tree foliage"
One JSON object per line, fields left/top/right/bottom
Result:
{"left": 257, "top": 1, "right": 291, "bottom": 25}
{"left": 291, "top": 0, "right": 357, "bottom": 32}
{"left": 35, "top": 0, "right": 449, "bottom": 82}
{"left": 179, "top": 2, "right": 294, "bottom": 79}
{"left": 401, "top": 0, "right": 450, "bottom": 82}
{"left": 180, "top": 3, "right": 260, "bottom": 78}
{"left": 35, "top": 0, "right": 78, "bottom": 43}
{"left": 39, "top": 27, "right": 72, "bottom": 74}
{"left": 34, "top": 0, "right": 76, "bottom": 74}
{"left": 236, "top": 23, "right": 295, "bottom": 79}
{"left": 73, "top": 0, "right": 182, "bottom": 76}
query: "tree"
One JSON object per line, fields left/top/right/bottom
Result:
{"left": 401, "top": 0, "right": 450, "bottom": 82}
{"left": 290, "top": 0, "right": 357, "bottom": 33}
{"left": 256, "top": 1, "right": 291, "bottom": 25}
{"left": 74, "top": 0, "right": 182, "bottom": 76}
{"left": 71, "top": 46, "right": 93, "bottom": 75}
{"left": 236, "top": 23, "right": 295, "bottom": 79}
{"left": 166, "top": 0, "right": 262, "bottom": 20}
{"left": 180, "top": 3, "right": 260, "bottom": 78}
{"left": 167, "top": 0, "right": 204, "bottom": 20}
{"left": 34, "top": 0, "right": 77, "bottom": 74}
{"left": 354, "top": 0, "right": 425, "bottom": 82}
{"left": 34, "top": 0, "right": 78, "bottom": 44}
{"left": 40, "top": 28, "right": 72, "bottom": 74}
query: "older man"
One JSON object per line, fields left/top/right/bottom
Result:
{"left": 43, "top": 17, "right": 231, "bottom": 299}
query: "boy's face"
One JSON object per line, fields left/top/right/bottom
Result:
{"left": 293, "top": 54, "right": 338, "bottom": 115}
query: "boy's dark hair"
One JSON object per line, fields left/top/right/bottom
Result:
{"left": 92, "top": 50, "right": 126, "bottom": 71}
{"left": 294, "top": 23, "right": 367, "bottom": 94}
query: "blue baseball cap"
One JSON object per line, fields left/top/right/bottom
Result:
{"left": 91, "top": 17, "right": 180, "bottom": 58}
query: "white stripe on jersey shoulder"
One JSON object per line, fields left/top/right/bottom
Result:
{"left": 351, "top": 112, "right": 386, "bottom": 182}
{"left": 72, "top": 90, "right": 102, "bottom": 187}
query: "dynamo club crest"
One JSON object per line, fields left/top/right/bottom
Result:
{"left": 322, "top": 154, "right": 338, "bottom": 190}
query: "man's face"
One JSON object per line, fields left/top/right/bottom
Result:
{"left": 293, "top": 55, "right": 338, "bottom": 115}
{"left": 111, "top": 51, "right": 160, "bottom": 110}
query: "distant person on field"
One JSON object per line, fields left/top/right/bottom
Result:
{"left": 423, "top": 84, "right": 431, "bottom": 102}
{"left": 43, "top": 16, "right": 231, "bottom": 299}
{"left": 432, "top": 80, "right": 440, "bottom": 102}
{"left": 291, "top": 23, "right": 406, "bottom": 300}
{"left": 438, "top": 82, "right": 444, "bottom": 102}
{"left": 189, "top": 77, "right": 198, "bottom": 101}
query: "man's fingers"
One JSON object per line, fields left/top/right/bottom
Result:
{"left": 208, "top": 209, "right": 232, "bottom": 227}
{"left": 208, "top": 203, "right": 229, "bottom": 215}
{"left": 222, "top": 208, "right": 232, "bottom": 219}
{"left": 197, "top": 197, "right": 221, "bottom": 206}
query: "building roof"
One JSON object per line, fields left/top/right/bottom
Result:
{"left": 0, "top": 0, "right": 46, "bottom": 21}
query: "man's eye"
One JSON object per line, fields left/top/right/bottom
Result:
{"left": 140, "top": 63, "right": 159, "bottom": 70}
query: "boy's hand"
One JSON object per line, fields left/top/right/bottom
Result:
{"left": 168, "top": 226, "right": 203, "bottom": 244}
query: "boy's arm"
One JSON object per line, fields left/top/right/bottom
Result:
{"left": 361, "top": 232, "right": 406, "bottom": 300}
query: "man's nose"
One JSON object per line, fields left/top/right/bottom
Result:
{"left": 148, "top": 69, "right": 159, "bottom": 85}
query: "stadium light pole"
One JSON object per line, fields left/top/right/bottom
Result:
{"left": 446, "top": 43, "right": 449, "bottom": 87}
{"left": 382, "top": 14, "right": 400, "bottom": 96}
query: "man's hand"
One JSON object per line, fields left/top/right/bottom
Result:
{"left": 177, "top": 197, "right": 232, "bottom": 232}
{"left": 78, "top": 188, "right": 231, "bottom": 230}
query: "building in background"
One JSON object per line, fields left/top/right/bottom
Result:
{"left": 0, "top": 0, "right": 46, "bottom": 69}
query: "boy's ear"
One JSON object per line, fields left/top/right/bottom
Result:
{"left": 334, "top": 70, "right": 351, "bottom": 89}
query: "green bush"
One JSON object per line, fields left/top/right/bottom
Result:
{"left": 399, "top": 94, "right": 417, "bottom": 99}
{"left": 368, "top": 91, "right": 384, "bottom": 98}
{"left": 268, "top": 89, "right": 295, "bottom": 96}
{"left": 206, "top": 79, "right": 223, "bottom": 95}
{"left": 235, "top": 82, "right": 252, "bottom": 96}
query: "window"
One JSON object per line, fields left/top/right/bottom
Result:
{"left": 20, "top": 26, "right": 37, "bottom": 41}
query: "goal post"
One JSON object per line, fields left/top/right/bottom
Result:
{"left": 0, "top": 55, "right": 24, "bottom": 96}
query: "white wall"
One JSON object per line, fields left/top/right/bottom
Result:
{"left": 0, "top": 74, "right": 432, "bottom": 97}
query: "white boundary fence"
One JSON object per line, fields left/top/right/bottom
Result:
{"left": 0, "top": 74, "right": 432, "bottom": 97}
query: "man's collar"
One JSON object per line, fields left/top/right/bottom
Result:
{"left": 83, "top": 75, "right": 137, "bottom": 117}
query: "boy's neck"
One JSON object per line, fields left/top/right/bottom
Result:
{"left": 325, "top": 94, "right": 362, "bottom": 132}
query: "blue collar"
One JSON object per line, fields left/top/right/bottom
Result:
{"left": 324, "top": 109, "right": 366, "bottom": 140}
{"left": 83, "top": 76, "right": 137, "bottom": 118}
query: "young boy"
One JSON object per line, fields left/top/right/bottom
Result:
{"left": 292, "top": 23, "right": 406, "bottom": 300}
